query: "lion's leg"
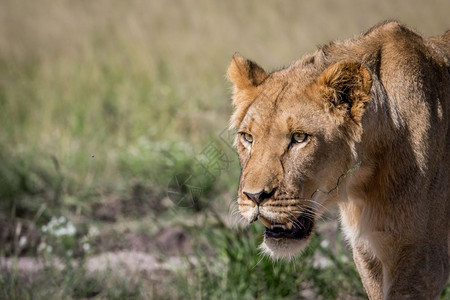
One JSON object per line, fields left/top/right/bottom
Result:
{"left": 383, "top": 243, "right": 449, "bottom": 300}
{"left": 353, "top": 246, "right": 384, "bottom": 300}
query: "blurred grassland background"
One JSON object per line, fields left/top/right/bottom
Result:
{"left": 1, "top": 0, "right": 449, "bottom": 299}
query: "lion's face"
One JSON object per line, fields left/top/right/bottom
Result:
{"left": 227, "top": 54, "right": 371, "bottom": 258}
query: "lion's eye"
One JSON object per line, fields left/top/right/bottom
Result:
{"left": 291, "top": 132, "right": 308, "bottom": 144}
{"left": 241, "top": 133, "right": 253, "bottom": 144}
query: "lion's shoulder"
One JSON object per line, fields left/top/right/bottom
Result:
{"left": 318, "top": 21, "right": 448, "bottom": 68}
{"left": 362, "top": 20, "right": 420, "bottom": 39}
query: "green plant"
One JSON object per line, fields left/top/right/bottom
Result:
{"left": 174, "top": 213, "right": 365, "bottom": 299}
{"left": 0, "top": 261, "right": 142, "bottom": 300}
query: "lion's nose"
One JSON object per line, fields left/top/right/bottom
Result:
{"left": 243, "top": 190, "right": 274, "bottom": 205}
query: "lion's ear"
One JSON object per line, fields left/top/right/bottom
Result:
{"left": 227, "top": 53, "right": 267, "bottom": 105}
{"left": 311, "top": 61, "right": 372, "bottom": 122}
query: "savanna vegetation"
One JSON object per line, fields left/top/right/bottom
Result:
{"left": 1, "top": 0, "right": 449, "bottom": 299}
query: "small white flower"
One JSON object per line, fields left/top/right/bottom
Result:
{"left": 83, "top": 243, "right": 90, "bottom": 252}
{"left": 88, "top": 226, "right": 99, "bottom": 237}
{"left": 53, "top": 228, "right": 62, "bottom": 236}
{"left": 320, "top": 240, "right": 329, "bottom": 248}
{"left": 49, "top": 217, "right": 57, "bottom": 227}
{"left": 51, "top": 221, "right": 76, "bottom": 237}
{"left": 313, "top": 255, "right": 333, "bottom": 269}
{"left": 19, "top": 236, "right": 27, "bottom": 247}
{"left": 46, "top": 245, "right": 53, "bottom": 253}
{"left": 65, "top": 223, "right": 76, "bottom": 236}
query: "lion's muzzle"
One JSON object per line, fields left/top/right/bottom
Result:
{"left": 263, "top": 214, "right": 314, "bottom": 240}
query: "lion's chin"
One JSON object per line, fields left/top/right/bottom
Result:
{"left": 260, "top": 236, "right": 311, "bottom": 260}
{"left": 257, "top": 213, "right": 315, "bottom": 260}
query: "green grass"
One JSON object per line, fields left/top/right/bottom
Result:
{"left": 1, "top": 0, "right": 450, "bottom": 298}
{"left": 1, "top": 262, "right": 142, "bottom": 300}
{"left": 173, "top": 214, "right": 365, "bottom": 300}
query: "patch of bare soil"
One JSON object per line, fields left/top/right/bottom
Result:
{"left": 94, "top": 226, "right": 192, "bottom": 257}
{"left": 84, "top": 251, "right": 188, "bottom": 275}
{"left": 1, "top": 223, "right": 193, "bottom": 282}
{"left": 92, "top": 183, "right": 169, "bottom": 222}
{"left": 0, "top": 250, "right": 187, "bottom": 290}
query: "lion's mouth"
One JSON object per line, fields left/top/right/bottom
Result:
{"left": 260, "top": 214, "right": 313, "bottom": 240}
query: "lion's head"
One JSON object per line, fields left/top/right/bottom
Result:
{"left": 227, "top": 53, "right": 372, "bottom": 259}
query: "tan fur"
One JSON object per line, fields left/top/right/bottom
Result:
{"left": 227, "top": 21, "right": 450, "bottom": 299}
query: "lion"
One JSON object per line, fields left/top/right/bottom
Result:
{"left": 226, "top": 21, "right": 450, "bottom": 299}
